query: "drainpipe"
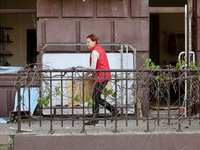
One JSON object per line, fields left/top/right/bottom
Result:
{"left": 183, "top": 4, "right": 188, "bottom": 117}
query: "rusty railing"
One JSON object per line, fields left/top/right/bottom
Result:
{"left": 16, "top": 68, "right": 200, "bottom": 133}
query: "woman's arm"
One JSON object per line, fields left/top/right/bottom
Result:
{"left": 89, "top": 50, "right": 100, "bottom": 69}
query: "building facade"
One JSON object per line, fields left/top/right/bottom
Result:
{"left": 0, "top": 0, "right": 200, "bottom": 116}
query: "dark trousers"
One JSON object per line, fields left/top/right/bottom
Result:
{"left": 92, "top": 81, "right": 116, "bottom": 115}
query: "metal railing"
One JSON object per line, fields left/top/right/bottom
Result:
{"left": 15, "top": 68, "right": 200, "bottom": 133}
{"left": 41, "top": 43, "right": 137, "bottom": 70}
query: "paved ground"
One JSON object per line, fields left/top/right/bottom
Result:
{"left": 1, "top": 116, "right": 200, "bottom": 136}
{"left": 1, "top": 116, "right": 200, "bottom": 150}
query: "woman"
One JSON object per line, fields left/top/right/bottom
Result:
{"left": 85, "top": 34, "right": 118, "bottom": 125}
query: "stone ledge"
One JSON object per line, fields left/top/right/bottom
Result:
{"left": 0, "top": 135, "right": 8, "bottom": 145}
{"left": 0, "top": 135, "right": 14, "bottom": 150}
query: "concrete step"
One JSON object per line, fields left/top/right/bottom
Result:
{"left": 0, "top": 135, "right": 14, "bottom": 150}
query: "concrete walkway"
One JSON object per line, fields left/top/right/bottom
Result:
{"left": 1, "top": 117, "right": 200, "bottom": 135}
{"left": 1, "top": 117, "right": 200, "bottom": 150}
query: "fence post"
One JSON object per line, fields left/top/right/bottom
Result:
{"left": 17, "top": 87, "right": 21, "bottom": 133}
{"left": 177, "top": 70, "right": 182, "bottom": 132}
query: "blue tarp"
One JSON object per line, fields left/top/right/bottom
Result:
{"left": 0, "top": 118, "right": 7, "bottom": 124}
{"left": 0, "top": 66, "right": 22, "bottom": 74}
{"left": 14, "top": 88, "right": 39, "bottom": 115}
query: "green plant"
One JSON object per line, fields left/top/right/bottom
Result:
{"left": 86, "top": 97, "right": 94, "bottom": 107}
{"left": 37, "top": 85, "right": 64, "bottom": 107}
{"left": 185, "top": 126, "right": 189, "bottom": 129}
{"left": 74, "top": 94, "right": 94, "bottom": 107}
{"left": 8, "top": 114, "right": 18, "bottom": 123}
{"left": 171, "top": 128, "right": 176, "bottom": 130}
{"left": 74, "top": 94, "right": 81, "bottom": 102}
{"left": 103, "top": 88, "right": 116, "bottom": 98}
{"left": 142, "top": 57, "right": 164, "bottom": 83}
{"left": 142, "top": 56, "right": 200, "bottom": 82}
{"left": 74, "top": 87, "right": 116, "bottom": 107}
{"left": 55, "top": 85, "right": 64, "bottom": 95}
{"left": 176, "top": 59, "right": 200, "bottom": 81}
{"left": 37, "top": 93, "right": 51, "bottom": 107}
{"left": 176, "top": 59, "right": 186, "bottom": 70}
{"left": 143, "top": 58, "right": 160, "bottom": 69}
{"left": 190, "top": 62, "right": 200, "bottom": 69}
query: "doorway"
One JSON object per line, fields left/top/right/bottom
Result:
{"left": 149, "top": 0, "right": 188, "bottom": 109}
{"left": 150, "top": 13, "right": 185, "bottom": 67}
{"left": 27, "top": 29, "right": 37, "bottom": 67}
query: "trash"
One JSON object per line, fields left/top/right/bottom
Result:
{"left": 13, "top": 87, "right": 39, "bottom": 115}
{"left": 9, "top": 127, "right": 32, "bottom": 132}
{"left": 180, "top": 108, "right": 185, "bottom": 113}
{"left": 0, "top": 118, "right": 7, "bottom": 124}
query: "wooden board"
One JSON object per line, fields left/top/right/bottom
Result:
{"left": 66, "top": 79, "right": 113, "bottom": 107}
{"left": 66, "top": 79, "right": 94, "bottom": 107}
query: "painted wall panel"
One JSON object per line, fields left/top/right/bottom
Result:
{"left": 131, "top": 0, "right": 149, "bottom": 17}
{"left": 196, "top": 18, "right": 200, "bottom": 67}
{"left": 196, "top": 52, "right": 200, "bottom": 67}
{"left": 14, "top": 134, "right": 200, "bottom": 150}
{"left": 198, "top": 0, "right": 200, "bottom": 17}
{"left": 37, "top": 0, "right": 60, "bottom": 17}
{"left": 62, "top": 0, "right": 93, "bottom": 17}
{"left": 45, "top": 20, "right": 76, "bottom": 43}
{"left": 0, "top": 74, "right": 19, "bottom": 117}
{"left": 37, "top": 21, "right": 43, "bottom": 52}
{"left": 197, "top": 0, "right": 200, "bottom": 17}
{"left": 114, "top": 19, "right": 149, "bottom": 51}
{"left": 80, "top": 21, "right": 113, "bottom": 51}
{"left": 45, "top": 20, "right": 77, "bottom": 51}
{"left": 10, "top": 89, "right": 16, "bottom": 112}
{"left": 0, "top": 90, "right": 7, "bottom": 117}
{"left": 197, "top": 18, "right": 200, "bottom": 50}
{"left": 97, "top": 0, "right": 128, "bottom": 17}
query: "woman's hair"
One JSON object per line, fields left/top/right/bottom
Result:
{"left": 87, "top": 34, "right": 99, "bottom": 44}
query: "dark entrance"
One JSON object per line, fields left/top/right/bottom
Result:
{"left": 27, "top": 29, "right": 37, "bottom": 67}
{"left": 149, "top": 0, "right": 187, "bottom": 110}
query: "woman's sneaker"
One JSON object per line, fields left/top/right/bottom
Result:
{"left": 84, "top": 120, "right": 99, "bottom": 125}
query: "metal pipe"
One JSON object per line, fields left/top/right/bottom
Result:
{"left": 184, "top": 4, "right": 189, "bottom": 117}
{"left": 125, "top": 72, "right": 128, "bottom": 126}
{"left": 61, "top": 72, "right": 63, "bottom": 127}
{"left": 114, "top": 72, "right": 118, "bottom": 132}
{"left": 82, "top": 72, "right": 85, "bottom": 132}
{"left": 187, "top": 3, "right": 191, "bottom": 121}
{"left": 136, "top": 74, "right": 138, "bottom": 126}
{"left": 28, "top": 88, "right": 31, "bottom": 127}
{"left": 43, "top": 43, "right": 132, "bottom": 46}
{"left": 120, "top": 45, "right": 124, "bottom": 114}
{"left": 38, "top": 68, "right": 182, "bottom": 73}
{"left": 128, "top": 44, "right": 137, "bottom": 69}
{"left": 72, "top": 72, "right": 74, "bottom": 127}
{"left": 126, "top": 44, "right": 129, "bottom": 69}
{"left": 104, "top": 73, "right": 107, "bottom": 126}
{"left": 50, "top": 72, "right": 53, "bottom": 133}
